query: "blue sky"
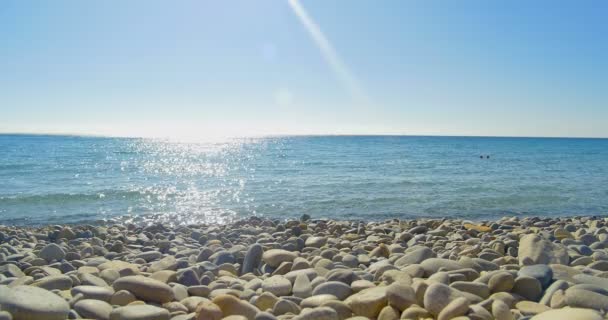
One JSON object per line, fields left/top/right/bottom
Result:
{"left": 1, "top": 0, "right": 606, "bottom": 138}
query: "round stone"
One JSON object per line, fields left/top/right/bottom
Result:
{"left": 262, "top": 249, "right": 297, "bottom": 268}
{"left": 488, "top": 272, "right": 515, "bottom": 293}
{"left": 0, "top": 285, "right": 70, "bottom": 320}
{"left": 38, "top": 244, "right": 66, "bottom": 262}
{"left": 112, "top": 275, "right": 174, "bottom": 303}
{"left": 530, "top": 308, "right": 602, "bottom": 320}
{"left": 109, "top": 305, "right": 170, "bottom": 320}
{"left": 312, "top": 281, "right": 352, "bottom": 300}
{"left": 344, "top": 286, "right": 388, "bottom": 318}
{"left": 74, "top": 299, "right": 113, "bottom": 320}
{"left": 262, "top": 275, "right": 292, "bottom": 296}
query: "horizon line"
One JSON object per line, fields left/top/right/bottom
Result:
{"left": 1, "top": 131, "right": 607, "bottom": 140}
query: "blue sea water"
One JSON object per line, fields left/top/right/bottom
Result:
{"left": 1, "top": 134, "right": 607, "bottom": 225}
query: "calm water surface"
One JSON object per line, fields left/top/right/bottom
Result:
{"left": 1, "top": 135, "right": 607, "bottom": 225}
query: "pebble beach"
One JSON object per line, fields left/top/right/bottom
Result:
{"left": 1, "top": 215, "right": 608, "bottom": 320}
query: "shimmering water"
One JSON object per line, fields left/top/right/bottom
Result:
{"left": 1, "top": 134, "right": 607, "bottom": 225}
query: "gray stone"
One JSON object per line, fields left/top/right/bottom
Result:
{"left": 242, "top": 244, "right": 263, "bottom": 275}
{"left": 539, "top": 280, "right": 568, "bottom": 306}
{"left": 109, "top": 305, "right": 170, "bottom": 320}
{"left": 565, "top": 288, "right": 608, "bottom": 310}
{"left": 112, "top": 275, "right": 174, "bottom": 303}
{"left": 71, "top": 285, "right": 115, "bottom": 302}
{"left": 262, "top": 249, "right": 297, "bottom": 268}
{"left": 31, "top": 275, "right": 72, "bottom": 291}
{"left": 312, "top": 281, "right": 352, "bottom": 300}
{"left": 262, "top": 275, "right": 292, "bottom": 296}
{"left": 74, "top": 299, "right": 113, "bottom": 320}
{"left": 38, "top": 243, "right": 66, "bottom": 262}
{"left": 394, "top": 247, "right": 435, "bottom": 267}
{"left": 0, "top": 285, "right": 70, "bottom": 320}
{"left": 420, "top": 258, "right": 463, "bottom": 277}
{"left": 293, "top": 272, "right": 313, "bottom": 298}
{"left": 529, "top": 308, "right": 602, "bottom": 320}
{"left": 518, "top": 264, "right": 553, "bottom": 289}
{"left": 512, "top": 276, "right": 543, "bottom": 301}
{"left": 0, "top": 265, "right": 24, "bottom": 278}
{"left": 518, "top": 234, "right": 568, "bottom": 265}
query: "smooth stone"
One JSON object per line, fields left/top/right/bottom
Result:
{"left": 423, "top": 283, "right": 460, "bottom": 316}
{"left": 262, "top": 250, "right": 297, "bottom": 268}
{"left": 450, "top": 281, "right": 490, "bottom": 299}
{"left": 538, "top": 280, "right": 568, "bottom": 306}
{"left": 0, "top": 285, "right": 70, "bottom": 320}
{"left": 420, "top": 258, "right": 463, "bottom": 276}
{"left": 255, "top": 312, "right": 278, "bottom": 320}
{"left": 177, "top": 269, "right": 200, "bottom": 287}
{"left": 262, "top": 275, "right": 292, "bottom": 296}
{"left": 71, "top": 285, "right": 115, "bottom": 302}
{"left": 80, "top": 273, "right": 109, "bottom": 287}
{"left": 212, "top": 294, "right": 259, "bottom": 320}
{"left": 293, "top": 273, "right": 313, "bottom": 298}
{"left": 111, "top": 290, "right": 137, "bottom": 306}
{"left": 301, "top": 295, "right": 339, "bottom": 308}
{"left": 565, "top": 288, "right": 608, "bottom": 310}
{"left": 491, "top": 299, "right": 514, "bottom": 320}
{"left": 377, "top": 305, "right": 399, "bottom": 320}
{"left": 512, "top": 276, "right": 543, "bottom": 301}
{"left": 305, "top": 236, "right": 328, "bottom": 248}
{"left": 242, "top": 244, "right": 264, "bottom": 275}
{"left": 518, "top": 265, "right": 553, "bottom": 289}
{"left": 488, "top": 272, "right": 514, "bottom": 293}
{"left": 320, "top": 300, "right": 352, "bottom": 320}
{"left": 550, "top": 289, "right": 567, "bottom": 309}
{"left": 385, "top": 283, "right": 416, "bottom": 311}
{"left": 550, "top": 264, "right": 581, "bottom": 282}
{"left": 74, "top": 299, "right": 113, "bottom": 320}
{"left": 572, "top": 274, "right": 608, "bottom": 288}
{"left": 518, "top": 234, "right": 568, "bottom": 265}
{"left": 292, "top": 307, "right": 338, "bottom": 320}
{"left": 112, "top": 275, "right": 174, "bottom": 303}
{"left": 312, "top": 281, "right": 352, "bottom": 300}
{"left": 109, "top": 305, "right": 170, "bottom": 320}
{"left": 188, "top": 285, "right": 211, "bottom": 297}
{"left": 195, "top": 300, "right": 223, "bottom": 320}
{"left": 39, "top": 243, "right": 66, "bottom": 262}
{"left": 254, "top": 292, "right": 279, "bottom": 310}
{"left": 0, "top": 265, "right": 25, "bottom": 278}
{"left": 400, "top": 305, "right": 431, "bottom": 319}
{"left": 273, "top": 299, "right": 301, "bottom": 315}
{"left": 514, "top": 301, "right": 550, "bottom": 316}
{"left": 285, "top": 269, "right": 318, "bottom": 283}
{"left": 344, "top": 286, "right": 388, "bottom": 318}
{"left": 148, "top": 256, "right": 177, "bottom": 272}
{"left": 150, "top": 270, "right": 177, "bottom": 283}
{"left": 570, "top": 284, "right": 608, "bottom": 295}
{"left": 326, "top": 269, "right": 357, "bottom": 285}
{"left": 437, "top": 297, "right": 469, "bottom": 320}
{"left": 31, "top": 275, "right": 73, "bottom": 290}
{"left": 394, "top": 247, "right": 435, "bottom": 267}
{"left": 134, "top": 251, "right": 162, "bottom": 262}
{"left": 530, "top": 308, "right": 602, "bottom": 320}
{"left": 182, "top": 296, "right": 210, "bottom": 313}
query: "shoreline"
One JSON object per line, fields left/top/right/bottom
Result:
{"left": 1, "top": 215, "right": 607, "bottom": 319}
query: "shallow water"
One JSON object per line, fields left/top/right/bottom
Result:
{"left": 1, "top": 134, "right": 607, "bottom": 225}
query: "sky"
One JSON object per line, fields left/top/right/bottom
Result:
{"left": 0, "top": 0, "right": 607, "bottom": 138}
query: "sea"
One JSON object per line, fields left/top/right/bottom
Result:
{"left": 1, "top": 134, "right": 607, "bottom": 226}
